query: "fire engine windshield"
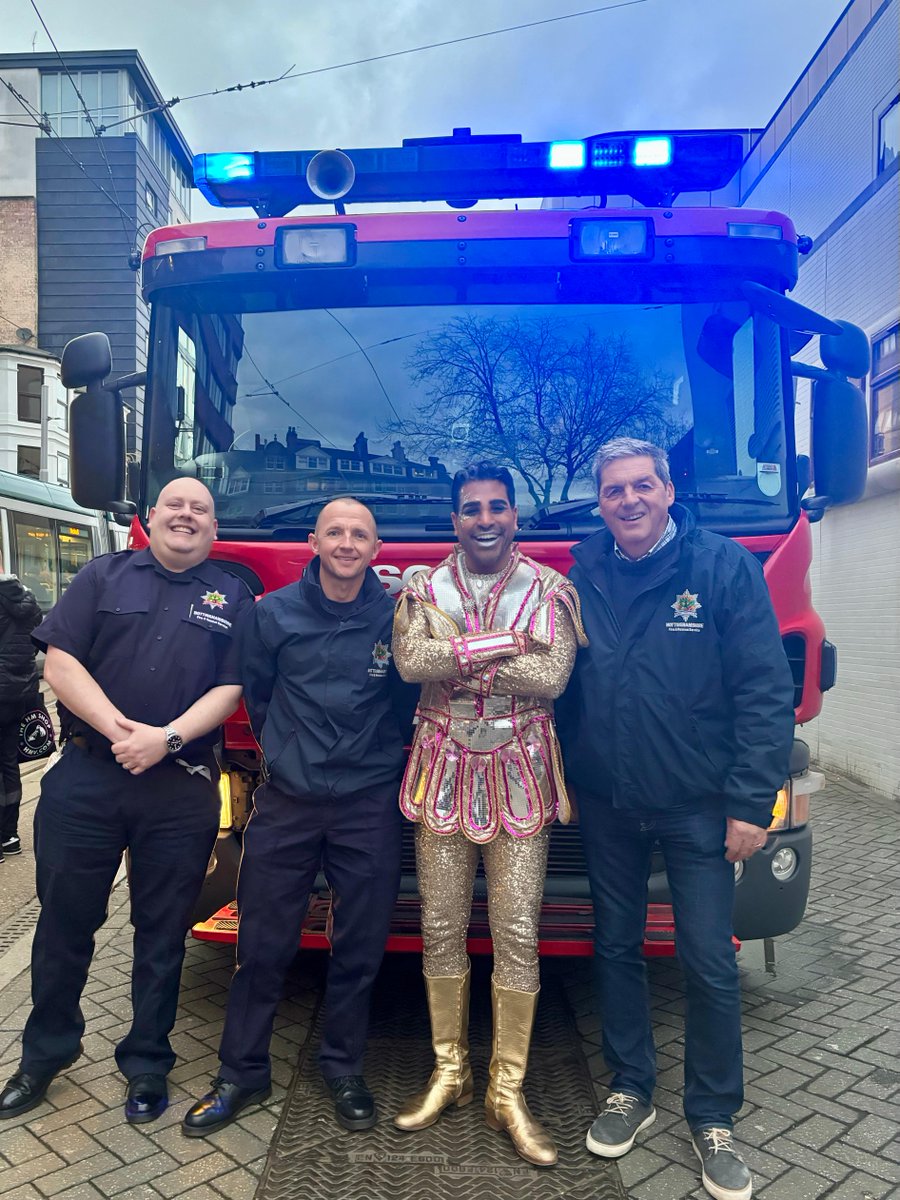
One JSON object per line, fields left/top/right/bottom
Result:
{"left": 144, "top": 296, "right": 793, "bottom": 537}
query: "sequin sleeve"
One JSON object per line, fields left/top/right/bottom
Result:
{"left": 392, "top": 591, "right": 460, "bottom": 683}
{"left": 483, "top": 600, "right": 579, "bottom": 700}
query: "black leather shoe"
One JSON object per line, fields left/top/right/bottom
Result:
{"left": 326, "top": 1075, "right": 376, "bottom": 1131}
{"left": 125, "top": 1074, "right": 168, "bottom": 1124}
{"left": 182, "top": 1076, "right": 271, "bottom": 1137}
{"left": 0, "top": 1048, "right": 78, "bottom": 1121}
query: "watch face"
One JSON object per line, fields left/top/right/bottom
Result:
{"left": 166, "top": 730, "right": 184, "bottom": 753}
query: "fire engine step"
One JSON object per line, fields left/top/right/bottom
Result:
{"left": 255, "top": 956, "right": 626, "bottom": 1200}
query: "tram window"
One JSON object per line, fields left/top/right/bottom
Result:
{"left": 57, "top": 524, "right": 92, "bottom": 593}
{"left": 12, "top": 514, "right": 59, "bottom": 610}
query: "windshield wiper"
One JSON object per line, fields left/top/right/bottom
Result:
{"left": 250, "top": 493, "right": 452, "bottom": 529}
{"left": 676, "top": 492, "right": 778, "bottom": 506}
{"left": 522, "top": 491, "right": 778, "bottom": 531}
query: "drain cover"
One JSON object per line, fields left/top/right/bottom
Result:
{"left": 257, "top": 957, "right": 625, "bottom": 1200}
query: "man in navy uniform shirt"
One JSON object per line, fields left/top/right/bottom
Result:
{"left": 183, "top": 497, "right": 414, "bottom": 1137}
{"left": 0, "top": 478, "right": 253, "bottom": 1125}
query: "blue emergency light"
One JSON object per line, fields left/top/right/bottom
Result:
{"left": 549, "top": 141, "right": 587, "bottom": 170}
{"left": 192, "top": 129, "right": 745, "bottom": 217}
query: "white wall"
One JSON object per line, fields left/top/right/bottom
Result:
{"left": 0, "top": 350, "right": 71, "bottom": 486}
{"left": 0, "top": 68, "right": 39, "bottom": 197}
{"left": 741, "top": 0, "right": 900, "bottom": 798}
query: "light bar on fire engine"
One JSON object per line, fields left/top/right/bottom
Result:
{"left": 191, "top": 129, "right": 746, "bottom": 217}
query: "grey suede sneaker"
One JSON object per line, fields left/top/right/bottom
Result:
{"left": 585, "top": 1091, "right": 656, "bottom": 1158}
{"left": 692, "top": 1127, "right": 752, "bottom": 1200}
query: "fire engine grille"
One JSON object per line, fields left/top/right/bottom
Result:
{"left": 782, "top": 633, "right": 806, "bottom": 709}
{"left": 401, "top": 821, "right": 593, "bottom": 888}
{"left": 256, "top": 957, "right": 626, "bottom": 1200}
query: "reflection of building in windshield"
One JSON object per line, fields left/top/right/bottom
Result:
{"left": 175, "top": 313, "right": 243, "bottom": 464}
{"left": 197, "top": 428, "right": 451, "bottom": 517}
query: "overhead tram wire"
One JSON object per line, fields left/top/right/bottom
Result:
{"left": 85, "top": 0, "right": 649, "bottom": 133}
{"left": 241, "top": 346, "right": 338, "bottom": 448}
{"left": 324, "top": 312, "right": 406, "bottom": 428}
{"left": 0, "top": 74, "right": 139, "bottom": 239}
{"left": 27, "top": 0, "right": 133, "bottom": 255}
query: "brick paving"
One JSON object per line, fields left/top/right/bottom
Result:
{"left": 0, "top": 770, "right": 897, "bottom": 1199}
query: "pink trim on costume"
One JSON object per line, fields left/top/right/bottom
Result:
{"left": 510, "top": 575, "right": 538, "bottom": 629}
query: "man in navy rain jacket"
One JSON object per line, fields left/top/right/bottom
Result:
{"left": 557, "top": 438, "right": 794, "bottom": 1200}
{"left": 184, "top": 498, "right": 415, "bottom": 1137}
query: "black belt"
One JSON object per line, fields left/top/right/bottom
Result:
{"left": 70, "top": 734, "right": 117, "bottom": 760}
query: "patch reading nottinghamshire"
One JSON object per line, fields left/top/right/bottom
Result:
{"left": 256, "top": 959, "right": 626, "bottom": 1200}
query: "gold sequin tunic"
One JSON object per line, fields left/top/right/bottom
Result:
{"left": 393, "top": 546, "right": 586, "bottom": 843}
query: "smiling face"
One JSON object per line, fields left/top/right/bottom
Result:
{"left": 451, "top": 479, "right": 518, "bottom": 575}
{"left": 148, "top": 479, "right": 217, "bottom": 571}
{"left": 596, "top": 454, "right": 675, "bottom": 559}
{"left": 309, "top": 499, "right": 382, "bottom": 598}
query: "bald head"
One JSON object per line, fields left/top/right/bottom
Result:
{"left": 309, "top": 498, "right": 382, "bottom": 601}
{"left": 148, "top": 477, "right": 217, "bottom": 572}
{"left": 314, "top": 497, "right": 376, "bottom": 538}
{"left": 156, "top": 477, "right": 216, "bottom": 515}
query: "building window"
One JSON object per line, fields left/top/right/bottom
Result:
{"left": 17, "top": 365, "right": 43, "bottom": 423}
{"left": 265, "top": 455, "right": 286, "bottom": 470}
{"left": 296, "top": 454, "right": 329, "bottom": 470}
{"left": 372, "top": 462, "right": 404, "bottom": 476}
{"left": 871, "top": 324, "right": 899, "bottom": 463}
{"left": 338, "top": 458, "right": 363, "bottom": 472}
{"left": 263, "top": 479, "right": 285, "bottom": 494}
{"left": 878, "top": 96, "right": 899, "bottom": 175}
{"left": 40, "top": 69, "right": 122, "bottom": 137}
{"left": 57, "top": 395, "right": 69, "bottom": 432}
{"left": 57, "top": 453, "right": 70, "bottom": 486}
{"left": 17, "top": 445, "right": 40, "bottom": 478}
{"left": 227, "top": 476, "right": 250, "bottom": 495}
{"left": 145, "top": 184, "right": 157, "bottom": 217}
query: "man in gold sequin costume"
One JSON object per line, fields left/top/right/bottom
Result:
{"left": 392, "top": 462, "right": 586, "bottom": 1167}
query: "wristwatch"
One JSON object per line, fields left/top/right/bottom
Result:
{"left": 164, "top": 725, "right": 184, "bottom": 754}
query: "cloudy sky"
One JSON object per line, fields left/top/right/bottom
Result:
{"left": 2, "top": 0, "right": 849, "bottom": 220}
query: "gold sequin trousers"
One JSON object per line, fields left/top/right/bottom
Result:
{"left": 415, "top": 823, "right": 549, "bottom": 991}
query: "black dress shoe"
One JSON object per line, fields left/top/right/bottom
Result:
{"left": 326, "top": 1075, "right": 376, "bottom": 1131}
{"left": 182, "top": 1076, "right": 271, "bottom": 1137}
{"left": 125, "top": 1074, "right": 168, "bottom": 1124}
{"left": 0, "top": 1047, "right": 81, "bottom": 1120}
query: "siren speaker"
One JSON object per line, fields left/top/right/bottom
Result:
{"left": 306, "top": 149, "right": 356, "bottom": 200}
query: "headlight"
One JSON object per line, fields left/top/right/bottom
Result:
{"left": 218, "top": 772, "right": 233, "bottom": 830}
{"left": 771, "top": 848, "right": 798, "bottom": 882}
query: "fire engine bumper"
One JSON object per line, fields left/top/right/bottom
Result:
{"left": 646, "top": 824, "right": 812, "bottom": 943}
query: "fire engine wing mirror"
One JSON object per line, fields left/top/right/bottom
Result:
{"left": 741, "top": 281, "right": 843, "bottom": 337}
{"left": 69, "top": 386, "right": 126, "bottom": 510}
{"left": 807, "top": 375, "right": 868, "bottom": 510}
{"left": 61, "top": 332, "right": 132, "bottom": 510}
{"left": 60, "top": 332, "right": 111, "bottom": 388}
{"left": 819, "top": 319, "right": 871, "bottom": 379}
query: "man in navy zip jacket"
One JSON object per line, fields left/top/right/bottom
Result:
{"left": 184, "top": 498, "right": 415, "bottom": 1137}
{"left": 557, "top": 439, "right": 794, "bottom": 1200}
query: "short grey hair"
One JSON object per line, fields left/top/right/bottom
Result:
{"left": 591, "top": 438, "right": 671, "bottom": 491}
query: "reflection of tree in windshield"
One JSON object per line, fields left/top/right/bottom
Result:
{"left": 386, "top": 315, "right": 682, "bottom": 506}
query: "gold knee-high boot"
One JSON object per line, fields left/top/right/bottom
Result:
{"left": 394, "top": 969, "right": 474, "bottom": 1130}
{"left": 484, "top": 982, "right": 557, "bottom": 1167}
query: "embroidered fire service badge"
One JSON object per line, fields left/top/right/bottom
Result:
{"left": 671, "top": 590, "right": 702, "bottom": 622}
{"left": 200, "top": 589, "right": 228, "bottom": 610}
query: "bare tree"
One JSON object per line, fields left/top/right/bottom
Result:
{"left": 388, "top": 315, "right": 678, "bottom": 506}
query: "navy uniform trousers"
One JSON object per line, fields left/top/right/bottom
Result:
{"left": 22, "top": 743, "right": 219, "bottom": 1079}
{"left": 218, "top": 779, "right": 402, "bottom": 1089}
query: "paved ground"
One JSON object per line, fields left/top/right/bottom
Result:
{"left": 0, "top": 769, "right": 897, "bottom": 1200}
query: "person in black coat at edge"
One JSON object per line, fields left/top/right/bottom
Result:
{"left": 0, "top": 562, "right": 43, "bottom": 862}
{"left": 183, "top": 497, "right": 417, "bottom": 1137}
{"left": 556, "top": 438, "right": 795, "bottom": 1200}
